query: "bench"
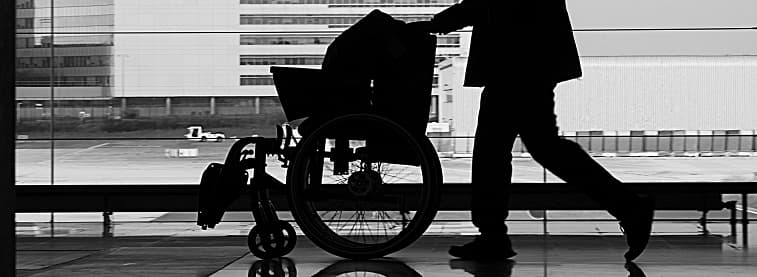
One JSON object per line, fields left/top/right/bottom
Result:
{"left": 15, "top": 182, "right": 755, "bottom": 246}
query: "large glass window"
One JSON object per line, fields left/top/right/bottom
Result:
{"left": 240, "top": 75, "right": 275, "bottom": 86}
{"left": 14, "top": 0, "right": 757, "bottom": 237}
{"left": 16, "top": 0, "right": 757, "bottom": 183}
{"left": 239, "top": 34, "right": 459, "bottom": 47}
{"left": 240, "top": 55, "right": 324, "bottom": 65}
{"left": 240, "top": 15, "right": 432, "bottom": 25}
{"left": 16, "top": 55, "right": 111, "bottom": 68}
{"left": 241, "top": 34, "right": 336, "bottom": 45}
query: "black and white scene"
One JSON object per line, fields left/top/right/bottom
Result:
{"left": 3, "top": 0, "right": 757, "bottom": 276}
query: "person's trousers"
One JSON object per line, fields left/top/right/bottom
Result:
{"left": 471, "top": 82, "right": 640, "bottom": 234}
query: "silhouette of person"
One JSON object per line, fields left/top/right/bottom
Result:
{"left": 408, "top": 0, "right": 655, "bottom": 261}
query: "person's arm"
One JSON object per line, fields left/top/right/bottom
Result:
{"left": 428, "top": 0, "right": 483, "bottom": 33}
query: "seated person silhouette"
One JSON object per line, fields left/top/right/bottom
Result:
{"left": 409, "top": 0, "right": 655, "bottom": 261}
{"left": 291, "top": 10, "right": 434, "bottom": 137}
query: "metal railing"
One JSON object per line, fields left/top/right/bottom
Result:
{"left": 14, "top": 182, "right": 756, "bottom": 247}
{"left": 428, "top": 133, "right": 757, "bottom": 156}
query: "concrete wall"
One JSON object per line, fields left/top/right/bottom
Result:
{"left": 555, "top": 56, "right": 757, "bottom": 131}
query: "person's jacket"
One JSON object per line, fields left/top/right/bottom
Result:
{"left": 430, "top": 0, "right": 582, "bottom": 87}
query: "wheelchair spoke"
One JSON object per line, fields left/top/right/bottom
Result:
{"left": 287, "top": 114, "right": 440, "bottom": 258}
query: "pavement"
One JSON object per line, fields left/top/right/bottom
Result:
{"left": 14, "top": 139, "right": 757, "bottom": 185}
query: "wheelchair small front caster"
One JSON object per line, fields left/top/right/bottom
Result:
{"left": 248, "top": 220, "right": 297, "bottom": 259}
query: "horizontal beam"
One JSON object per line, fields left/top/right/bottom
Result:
{"left": 15, "top": 182, "right": 755, "bottom": 213}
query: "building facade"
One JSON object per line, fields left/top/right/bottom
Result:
{"left": 16, "top": 0, "right": 115, "bottom": 118}
{"left": 112, "top": 0, "right": 460, "bottom": 119}
{"left": 15, "top": 0, "right": 757, "bottom": 139}
{"left": 16, "top": 0, "right": 461, "bottom": 119}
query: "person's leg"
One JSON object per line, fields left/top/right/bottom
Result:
{"left": 449, "top": 85, "right": 519, "bottom": 260}
{"left": 515, "top": 82, "right": 654, "bottom": 261}
{"left": 516, "top": 82, "right": 639, "bottom": 220}
{"left": 471, "top": 86, "right": 519, "bottom": 235}
{"left": 517, "top": 82, "right": 657, "bottom": 261}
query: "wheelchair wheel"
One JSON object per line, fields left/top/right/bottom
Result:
{"left": 287, "top": 114, "right": 441, "bottom": 259}
{"left": 247, "top": 220, "right": 297, "bottom": 259}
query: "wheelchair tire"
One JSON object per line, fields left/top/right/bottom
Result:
{"left": 287, "top": 114, "right": 441, "bottom": 259}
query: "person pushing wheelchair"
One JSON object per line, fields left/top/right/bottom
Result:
{"left": 408, "top": 0, "right": 655, "bottom": 261}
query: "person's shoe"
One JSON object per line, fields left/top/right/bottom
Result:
{"left": 624, "top": 261, "right": 647, "bottom": 277}
{"left": 448, "top": 235, "right": 517, "bottom": 260}
{"left": 620, "top": 195, "right": 655, "bottom": 261}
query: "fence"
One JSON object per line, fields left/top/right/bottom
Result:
{"left": 432, "top": 132, "right": 757, "bottom": 157}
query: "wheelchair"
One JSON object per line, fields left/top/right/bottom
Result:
{"left": 198, "top": 29, "right": 441, "bottom": 260}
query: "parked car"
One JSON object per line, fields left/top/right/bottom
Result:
{"left": 185, "top": 126, "right": 225, "bottom": 142}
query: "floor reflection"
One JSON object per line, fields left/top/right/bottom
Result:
{"left": 247, "top": 258, "right": 649, "bottom": 277}
{"left": 248, "top": 258, "right": 296, "bottom": 277}
{"left": 231, "top": 235, "right": 755, "bottom": 277}
{"left": 311, "top": 259, "right": 423, "bottom": 277}
{"left": 449, "top": 259, "right": 515, "bottom": 276}
{"left": 249, "top": 258, "right": 422, "bottom": 277}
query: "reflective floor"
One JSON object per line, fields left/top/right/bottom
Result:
{"left": 214, "top": 235, "right": 756, "bottom": 277}
{"left": 17, "top": 232, "right": 757, "bottom": 277}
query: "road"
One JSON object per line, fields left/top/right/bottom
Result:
{"left": 15, "top": 139, "right": 757, "bottom": 185}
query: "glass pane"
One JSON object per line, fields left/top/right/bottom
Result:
{"left": 15, "top": 138, "right": 52, "bottom": 185}
{"left": 429, "top": 136, "right": 551, "bottom": 183}
{"left": 16, "top": 0, "right": 53, "bottom": 186}
{"left": 11, "top": 0, "right": 756, "bottom": 237}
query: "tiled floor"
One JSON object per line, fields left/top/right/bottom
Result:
{"left": 17, "top": 232, "right": 757, "bottom": 277}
